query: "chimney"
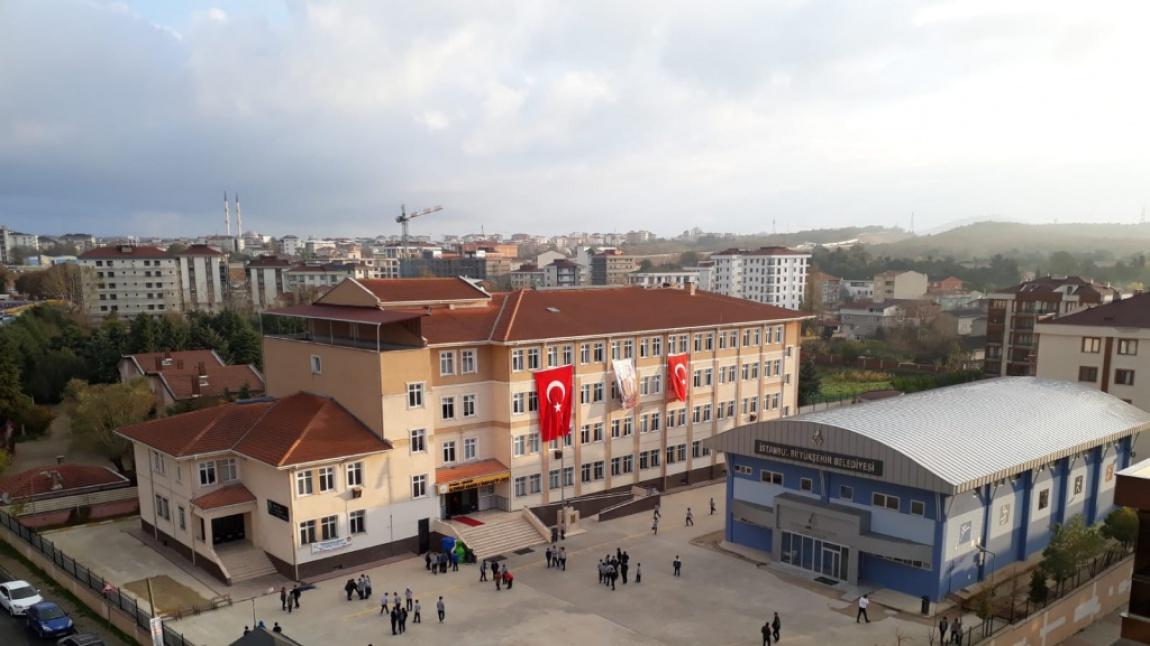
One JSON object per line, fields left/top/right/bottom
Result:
{"left": 191, "top": 375, "right": 201, "bottom": 397}
{"left": 154, "top": 356, "right": 162, "bottom": 371}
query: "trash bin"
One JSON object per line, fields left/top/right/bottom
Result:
{"left": 441, "top": 536, "right": 455, "bottom": 554}
{"left": 920, "top": 595, "right": 930, "bottom": 615}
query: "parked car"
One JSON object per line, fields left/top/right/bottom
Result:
{"left": 0, "top": 579, "right": 43, "bottom": 616}
{"left": 25, "top": 601, "right": 74, "bottom": 639}
{"left": 58, "top": 634, "right": 106, "bottom": 646}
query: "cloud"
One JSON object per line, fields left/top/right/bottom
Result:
{"left": 0, "top": 0, "right": 1148, "bottom": 238}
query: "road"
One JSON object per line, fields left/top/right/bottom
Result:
{"left": 0, "top": 565, "right": 45, "bottom": 645}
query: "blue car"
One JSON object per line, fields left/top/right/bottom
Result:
{"left": 25, "top": 602, "right": 74, "bottom": 639}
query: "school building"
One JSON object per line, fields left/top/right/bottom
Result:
{"left": 703, "top": 377, "right": 1149, "bottom": 603}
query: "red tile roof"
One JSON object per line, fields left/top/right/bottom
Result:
{"left": 356, "top": 278, "right": 490, "bottom": 304}
{"left": 435, "top": 459, "right": 509, "bottom": 485}
{"left": 116, "top": 393, "right": 391, "bottom": 467}
{"left": 123, "top": 350, "right": 265, "bottom": 401}
{"left": 79, "top": 245, "right": 169, "bottom": 258}
{"left": 191, "top": 483, "right": 257, "bottom": 510}
{"left": 270, "top": 304, "right": 423, "bottom": 326}
{"left": 0, "top": 465, "right": 129, "bottom": 500}
{"left": 177, "top": 244, "right": 226, "bottom": 256}
{"left": 1047, "top": 292, "right": 1150, "bottom": 328}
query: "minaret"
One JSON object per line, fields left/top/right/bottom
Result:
{"left": 224, "top": 191, "right": 231, "bottom": 236}
{"left": 235, "top": 193, "right": 245, "bottom": 252}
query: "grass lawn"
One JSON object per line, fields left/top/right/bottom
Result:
{"left": 816, "top": 368, "right": 892, "bottom": 401}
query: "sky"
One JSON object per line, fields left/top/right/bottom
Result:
{"left": 1, "top": 0, "right": 1149, "bottom": 239}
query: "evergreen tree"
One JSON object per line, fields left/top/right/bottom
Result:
{"left": 128, "top": 314, "right": 158, "bottom": 354}
{"left": 797, "top": 356, "right": 822, "bottom": 406}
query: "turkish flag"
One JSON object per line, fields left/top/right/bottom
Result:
{"left": 534, "top": 364, "right": 574, "bottom": 442}
{"left": 667, "top": 353, "right": 690, "bottom": 402}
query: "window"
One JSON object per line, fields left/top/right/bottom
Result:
{"left": 439, "top": 351, "right": 455, "bottom": 376}
{"left": 529, "top": 473, "right": 541, "bottom": 494}
{"left": 441, "top": 396, "right": 456, "bottom": 420}
{"left": 528, "top": 392, "right": 539, "bottom": 412}
{"left": 309, "top": 354, "right": 322, "bottom": 375}
{"left": 443, "top": 440, "right": 456, "bottom": 463}
{"left": 1081, "top": 337, "right": 1102, "bottom": 353}
{"left": 622, "top": 339, "right": 634, "bottom": 358}
{"left": 320, "top": 515, "right": 338, "bottom": 540}
{"left": 154, "top": 495, "right": 170, "bottom": 520}
{"left": 178, "top": 506, "right": 186, "bottom": 530}
{"left": 651, "top": 336, "right": 662, "bottom": 356}
{"left": 1116, "top": 369, "right": 1136, "bottom": 386}
{"left": 593, "top": 460, "right": 605, "bottom": 480}
{"left": 151, "top": 450, "right": 165, "bottom": 474}
{"left": 198, "top": 461, "right": 217, "bottom": 487}
{"left": 563, "top": 344, "right": 573, "bottom": 365}
{"left": 1038, "top": 488, "right": 1050, "bottom": 510}
{"left": 594, "top": 342, "right": 605, "bottom": 362}
{"left": 580, "top": 344, "right": 591, "bottom": 364}
{"left": 1073, "top": 474, "right": 1084, "bottom": 495}
{"left": 734, "top": 464, "right": 753, "bottom": 476}
{"left": 872, "top": 492, "right": 899, "bottom": 510}
{"left": 909, "top": 500, "right": 926, "bottom": 516}
{"left": 1078, "top": 366, "right": 1099, "bottom": 382}
{"left": 411, "top": 474, "right": 428, "bottom": 498}
{"left": 547, "top": 346, "right": 558, "bottom": 367}
{"left": 593, "top": 382, "right": 604, "bottom": 402}
{"left": 527, "top": 348, "right": 541, "bottom": 370}
{"left": 1119, "top": 339, "right": 1139, "bottom": 356}
{"left": 461, "top": 349, "right": 477, "bottom": 373}
{"left": 299, "top": 520, "right": 317, "bottom": 545}
{"left": 296, "top": 470, "right": 314, "bottom": 496}
{"left": 581, "top": 464, "right": 593, "bottom": 483}
{"left": 410, "top": 428, "right": 426, "bottom": 453}
{"left": 346, "top": 462, "right": 363, "bottom": 487}
{"left": 218, "top": 458, "right": 237, "bottom": 482}
{"left": 760, "top": 470, "right": 783, "bottom": 485}
{"left": 513, "top": 435, "right": 527, "bottom": 457}
{"left": 349, "top": 510, "right": 366, "bottom": 534}
{"left": 512, "top": 349, "right": 525, "bottom": 372}
{"left": 799, "top": 477, "right": 813, "bottom": 492}
{"left": 513, "top": 392, "right": 526, "bottom": 415}
{"left": 840, "top": 485, "right": 853, "bottom": 501}
{"left": 515, "top": 476, "right": 528, "bottom": 497}
{"left": 528, "top": 432, "right": 540, "bottom": 454}
{"left": 407, "top": 383, "right": 424, "bottom": 408}
{"left": 611, "top": 457, "right": 623, "bottom": 476}
{"left": 463, "top": 437, "right": 477, "bottom": 460}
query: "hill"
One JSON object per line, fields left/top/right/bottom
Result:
{"left": 875, "top": 221, "right": 1150, "bottom": 258}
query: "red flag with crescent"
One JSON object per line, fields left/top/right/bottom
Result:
{"left": 667, "top": 353, "right": 689, "bottom": 402}
{"left": 534, "top": 364, "right": 574, "bottom": 442}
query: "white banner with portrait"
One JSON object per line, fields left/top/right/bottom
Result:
{"left": 612, "top": 358, "right": 639, "bottom": 410}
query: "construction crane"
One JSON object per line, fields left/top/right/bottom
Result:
{"left": 396, "top": 204, "right": 443, "bottom": 258}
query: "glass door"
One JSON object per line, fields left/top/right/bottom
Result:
{"left": 821, "top": 546, "right": 840, "bottom": 578}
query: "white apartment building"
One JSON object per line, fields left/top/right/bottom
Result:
{"left": 279, "top": 235, "right": 301, "bottom": 256}
{"left": 248, "top": 256, "right": 293, "bottom": 311}
{"left": 709, "top": 247, "right": 810, "bottom": 309}
{"left": 79, "top": 245, "right": 182, "bottom": 318}
{"left": 627, "top": 271, "right": 699, "bottom": 289}
{"left": 842, "top": 279, "right": 874, "bottom": 301}
{"left": 176, "top": 245, "right": 229, "bottom": 313}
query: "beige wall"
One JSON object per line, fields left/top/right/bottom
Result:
{"left": 263, "top": 337, "right": 386, "bottom": 434}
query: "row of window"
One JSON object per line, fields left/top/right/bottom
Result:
{"left": 438, "top": 349, "right": 479, "bottom": 376}
{"left": 1082, "top": 337, "right": 1139, "bottom": 355}
{"left": 299, "top": 510, "right": 367, "bottom": 545}
{"left": 1079, "top": 366, "right": 1136, "bottom": 386}
{"left": 295, "top": 462, "right": 364, "bottom": 497}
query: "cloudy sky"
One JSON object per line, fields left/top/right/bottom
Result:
{"left": 1, "top": 1, "right": 1148, "bottom": 238}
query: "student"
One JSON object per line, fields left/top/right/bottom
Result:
{"left": 425, "top": 552, "right": 432, "bottom": 571}
{"left": 280, "top": 587, "right": 288, "bottom": 611}
{"left": 291, "top": 585, "right": 301, "bottom": 610}
{"left": 399, "top": 606, "right": 408, "bottom": 634}
{"left": 503, "top": 569, "right": 514, "bottom": 590}
{"left": 761, "top": 621, "right": 772, "bottom": 646}
{"left": 272, "top": 622, "right": 282, "bottom": 633}
{"left": 772, "top": 612, "right": 781, "bottom": 642}
{"left": 856, "top": 594, "right": 869, "bottom": 623}
{"left": 685, "top": 507, "right": 694, "bottom": 526}
{"left": 634, "top": 563, "right": 642, "bottom": 584}
{"left": 364, "top": 574, "right": 372, "bottom": 599}
{"left": 620, "top": 558, "right": 629, "bottom": 584}
{"left": 381, "top": 591, "right": 390, "bottom": 614}
{"left": 652, "top": 518, "right": 659, "bottom": 535}
{"left": 413, "top": 599, "right": 422, "bottom": 624}
{"left": 546, "top": 546, "right": 553, "bottom": 568}
{"left": 344, "top": 578, "right": 357, "bottom": 601}
{"left": 480, "top": 559, "right": 488, "bottom": 582}
{"left": 560, "top": 546, "right": 567, "bottom": 571}
{"left": 939, "top": 617, "right": 949, "bottom": 643}
{"left": 951, "top": 617, "right": 963, "bottom": 645}
{"left": 355, "top": 576, "right": 365, "bottom": 600}
{"left": 389, "top": 605, "right": 399, "bottom": 635}
{"left": 437, "top": 596, "right": 446, "bottom": 623}
{"left": 710, "top": 497, "right": 716, "bottom": 515}
{"left": 672, "top": 555, "right": 682, "bottom": 577}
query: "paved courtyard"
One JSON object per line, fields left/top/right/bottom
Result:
{"left": 171, "top": 483, "right": 939, "bottom": 645}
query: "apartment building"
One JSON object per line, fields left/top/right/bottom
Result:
{"left": 710, "top": 247, "right": 811, "bottom": 310}
{"left": 808, "top": 271, "right": 843, "bottom": 310}
{"left": 985, "top": 276, "right": 1116, "bottom": 377}
{"left": 175, "top": 244, "right": 229, "bottom": 313}
{"left": 544, "top": 259, "right": 584, "bottom": 288}
{"left": 1, "top": 226, "right": 41, "bottom": 264}
{"left": 279, "top": 235, "right": 301, "bottom": 256}
{"left": 79, "top": 245, "right": 183, "bottom": 318}
{"left": 248, "top": 255, "right": 293, "bottom": 311}
{"left": 590, "top": 250, "right": 638, "bottom": 285}
{"left": 509, "top": 264, "right": 546, "bottom": 290}
{"left": 1035, "top": 293, "right": 1150, "bottom": 451}
{"left": 224, "top": 277, "right": 807, "bottom": 572}
{"left": 284, "top": 263, "right": 364, "bottom": 298}
{"left": 872, "top": 270, "right": 928, "bottom": 302}
{"left": 626, "top": 271, "right": 699, "bottom": 290}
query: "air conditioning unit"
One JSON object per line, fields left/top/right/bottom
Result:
{"left": 350, "top": 487, "right": 363, "bottom": 499}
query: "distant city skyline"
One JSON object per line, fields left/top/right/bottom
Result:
{"left": 2, "top": 1, "right": 1148, "bottom": 238}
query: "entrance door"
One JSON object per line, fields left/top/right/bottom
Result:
{"left": 211, "top": 513, "right": 246, "bottom": 545}
{"left": 445, "top": 489, "right": 479, "bottom": 517}
{"left": 418, "top": 518, "right": 430, "bottom": 553}
{"left": 821, "top": 546, "right": 840, "bottom": 579}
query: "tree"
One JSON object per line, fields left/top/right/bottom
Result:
{"left": 128, "top": 314, "right": 158, "bottom": 354}
{"left": 0, "top": 337, "right": 33, "bottom": 424}
{"left": 638, "top": 259, "right": 654, "bottom": 272}
{"left": 166, "top": 243, "right": 188, "bottom": 255}
{"left": 797, "top": 356, "right": 822, "bottom": 406}
{"left": 1041, "top": 516, "right": 1105, "bottom": 593}
{"left": 64, "top": 378, "right": 154, "bottom": 474}
{"left": 1101, "top": 507, "right": 1138, "bottom": 549}
{"left": 0, "top": 448, "right": 8, "bottom": 477}
{"left": 679, "top": 251, "right": 700, "bottom": 267}
{"left": 1028, "top": 570, "right": 1049, "bottom": 604}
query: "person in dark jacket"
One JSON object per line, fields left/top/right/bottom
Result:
{"left": 344, "top": 579, "right": 357, "bottom": 601}
{"left": 772, "top": 612, "right": 781, "bottom": 642}
{"left": 761, "top": 621, "right": 772, "bottom": 646}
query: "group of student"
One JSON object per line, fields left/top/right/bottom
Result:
{"left": 478, "top": 558, "right": 515, "bottom": 590}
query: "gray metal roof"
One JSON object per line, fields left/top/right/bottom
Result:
{"left": 706, "top": 377, "right": 1150, "bottom": 493}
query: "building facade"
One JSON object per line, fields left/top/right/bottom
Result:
{"left": 590, "top": 250, "right": 637, "bottom": 286}
{"left": 626, "top": 271, "right": 699, "bottom": 290}
{"left": 985, "top": 276, "right": 1116, "bottom": 377}
{"left": 710, "top": 247, "right": 811, "bottom": 310}
{"left": 79, "top": 245, "right": 182, "bottom": 319}
{"left": 872, "top": 270, "right": 928, "bottom": 302}
{"left": 1116, "top": 459, "right": 1150, "bottom": 642}
{"left": 705, "top": 378, "right": 1144, "bottom": 604}
{"left": 247, "top": 256, "right": 293, "bottom": 311}
{"left": 119, "top": 349, "right": 265, "bottom": 410}
{"left": 176, "top": 245, "right": 229, "bottom": 313}
{"left": 544, "top": 259, "right": 584, "bottom": 288}
{"left": 509, "top": 264, "right": 546, "bottom": 290}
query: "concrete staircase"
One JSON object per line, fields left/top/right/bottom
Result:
{"left": 454, "top": 515, "right": 547, "bottom": 560}
{"left": 216, "top": 542, "right": 278, "bottom": 583}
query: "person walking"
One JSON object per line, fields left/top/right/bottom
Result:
{"left": 480, "top": 559, "right": 488, "bottom": 582}
{"left": 381, "top": 591, "right": 390, "bottom": 614}
{"left": 608, "top": 563, "right": 617, "bottom": 590}
{"left": 856, "top": 594, "right": 869, "bottom": 623}
{"left": 710, "top": 497, "right": 716, "bottom": 515}
{"left": 620, "top": 559, "right": 629, "bottom": 584}
{"left": 772, "top": 612, "right": 781, "bottom": 642}
{"left": 413, "top": 599, "right": 421, "bottom": 624}
{"left": 652, "top": 518, "right": 659, "bottom": 535}
{"left": 437, "top": 596, "right": 446, "bottom": 623}
{"left": 364, "top": 574, "right": 372, "bottom": 599}
{"left": 673, "top": 555, "right": 682, "bottom": 577}
{"left": 504, "top": 570, "right": 514, "bottom": 590}
{"left": 389, "top": 605, "right": 399, "bottom": 635}
{"left": 451, "top": 550, "right": 459, "bottom": 572}
{"left": 685, "top": 507, "right": 694, "bottom": 526}
{"left": 938, "top": 617, "right": 949, "bottom": 643}
{"left": 291, "top": 585, "right": 301, "bottom": 610}
{"left": 355, "top": 576, "right": 365, "bottom": 600}
{"left": 635, "top": 563, "right": 642, "bottom": 584}
{"left": 280, "top": 586, "right": 288, "bottom": 611}
{"left": 399, "top": 606, "right": 408, "bottom": 634}
{"left": 951, "top": 617, "right": 963, "bottom": 645}
{"left": 344, "top": 578, "right": 357, "bottom": 601}
{"left": 560, "top": 546, "right": 567, "bottom": 571}
{"left": 491, "top": 561, "right": 500, "bottom": 580}
{"left": 546, "top": 546, "right": 552, "bottom": 568}
{"left": 405, "top": 587, "right": 413, "bottom": 612}
{"left": 495, "top": 567, "right": 502, "bottom": 591}
{"left": 761, "top": 621, "right": 772, "bottom": 646}
{"left": 425, "top": 552, "right": 432, "bottom": 571}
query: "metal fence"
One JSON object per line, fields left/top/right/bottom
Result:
{"left": 0, "top": 507, "right": 197, "bottom": 646}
